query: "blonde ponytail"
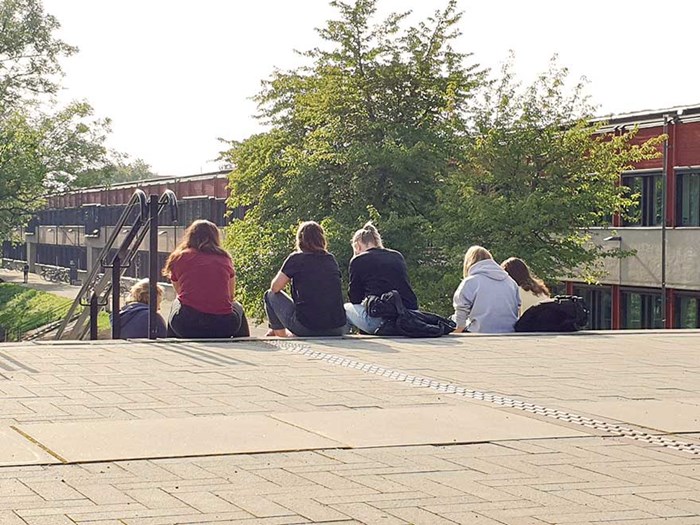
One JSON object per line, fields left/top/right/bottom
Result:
{"left": 351, "top": 221, "right": 384, "bottom": 249}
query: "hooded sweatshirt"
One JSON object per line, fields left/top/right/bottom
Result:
{"left": 110, "top": 302, "right": 167, "bottom": 339}
{"left": 453, "top": 259, "right": 520, "bottom": 333}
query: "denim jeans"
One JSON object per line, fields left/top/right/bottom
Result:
{"left": 264, "top": 290, "right": 346, "bottom": 337}
{"left": 344, "top": 303, "right": 383, "bottom": 334}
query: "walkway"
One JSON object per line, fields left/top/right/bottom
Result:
{"left": 0, "top": 268, "right": 81, "bottom": 300}
{"left": 0, "top": 332, "right": 699, "bottom": 524}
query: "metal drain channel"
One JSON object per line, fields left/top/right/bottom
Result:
{"left": 268, "top": 341, "right": 700, "bottom": 456}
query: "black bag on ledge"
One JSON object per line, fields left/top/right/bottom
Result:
{"left": 515, "top": 295, "right": 589, "bottom": 333}
{"left": 364, "top": 290, "right": 456, "bottom": 337}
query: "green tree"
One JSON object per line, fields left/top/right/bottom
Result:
{"left": 0, "top": 101, "right": 110, "bottom": 239}
{"left": 73, "top": 157, "right": 157, "bottom": 188}
{"left": 0, "top": 0, "right": 76, "bottom": 111}
{"left": 222, "top": 0, "right": 482, "bottom": 317}
{"left": 439, "top": 58, "right": 663, "bottom": 286}
{"left": 0, "top": 0, "right": 111, "bottom": 239}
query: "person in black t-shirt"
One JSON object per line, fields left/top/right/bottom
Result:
{"left": 345, "top": 222, "right": 419, "bottom": 334}
{"left": 264, "top": 221, "right": 347, "bottom": 337}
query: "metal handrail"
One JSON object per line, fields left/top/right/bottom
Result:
{"left": 54, "top": 190, "right": 148, "bottom": 339}
{"left": 54, "top": 189, "right": 178, "bottom": 340}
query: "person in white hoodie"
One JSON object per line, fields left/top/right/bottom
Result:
{"left": 501, "top": 257, "right": 550, "bottom": 314}
{"left": 452, "top": 246, "right": 520, "bottom": 333}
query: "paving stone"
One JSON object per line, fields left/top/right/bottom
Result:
{"left": 328, "top": 502, "right": 407, "bottom": 524}
{"left": 1, "top": 333, "right": 700, "bottom": 523}
{"left": 269, "top": 495, "right": 350, "bottom": 522}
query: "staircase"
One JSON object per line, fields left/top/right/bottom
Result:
{"left": 54, "top": 190, "right": 177, "bottom": 341}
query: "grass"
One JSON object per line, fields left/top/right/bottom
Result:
{"left": 0, "top": 283, "right": 76, "bottom": 341}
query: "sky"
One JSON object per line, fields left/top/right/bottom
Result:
{"left": 43, "top": 0, "right": 700, "bottom": 177}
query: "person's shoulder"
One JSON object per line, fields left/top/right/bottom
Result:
{"left": 121, "top": 302, "right": 147, "bottom": 314}
{"left": 176, "top": 248, "right": 197, "bottom": 261}
{"left": 384, "top": 248, "right": 407, "bottom": 261}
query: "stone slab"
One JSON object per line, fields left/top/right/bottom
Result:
{"left": 16, "top": 415, "right": 344, "bottom": 463}
{"left": 564, "top": 399, "right": 700, "bottom": 433}
{"left": 0, "top": 427, "right": 60, "bottom": 466}
{"left": 272, "top": 404, "right": 591, "bottom": 448}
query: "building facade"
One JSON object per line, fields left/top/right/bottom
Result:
{"left": 1, "top": 171, "right": 241, "bottom": 283}
{"left": 565, "top": 104, "right": 700, "bottom": 329}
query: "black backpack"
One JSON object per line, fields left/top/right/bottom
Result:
{"left": 514, "top": 295, "right": 589, "bottom": 333}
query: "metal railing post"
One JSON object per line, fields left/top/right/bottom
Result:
{"left": 89, "top": 293, "right": 99, "bottom": 340}
{"left": 111, "top": 255, "right": 121, "bottom": 339}
{"left": 148, "top": 194, "right": 159, "bottom": 340}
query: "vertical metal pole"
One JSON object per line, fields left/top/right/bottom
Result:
{"left": 661, "top": 115, "right": 669, "bottom": 328}
{"left": 111, "top": 255, "right": 121, "bottom": 339}
{"left": 148, "top": 194, "right": 159, "bottom": 340}
{"left": 89, "top": 293, "right": 99, "bottom": 340}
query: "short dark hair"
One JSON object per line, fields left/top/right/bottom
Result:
{"left": 295, "top": 221, "right": 327, "bottom": 253}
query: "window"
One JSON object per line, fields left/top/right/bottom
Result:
{"left": 621, "top": 290, "right": 663, "bottom": 329}
{"left": 622, "top": 172, "right": 663, "bottom": 226}
{"left": 676, "top": 171, "right": 700, "bottom": 226}
{"left": 675, "top": 294, "right": 700, "bottom": 328}
{"left": 572, "top": 285, "right": 612, "bottom": 329}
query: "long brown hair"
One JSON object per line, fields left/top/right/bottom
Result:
{"left": 501, "top": 257, "right": 550, "bottom": 296}
{"left": 295, "top": 221, "right": 327, "bottom": 253}
{"left": 162, "top": 220, "right": 230, "bottom": 278}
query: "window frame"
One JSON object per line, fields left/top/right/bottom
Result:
{"left": 675, "top": 170, "right": 700, "bottom": 227}
{"left": 621, "top": 171, "right": 663, "bottom": 227}
{"left": 571, "top": 284, "right": 612, "bottom": 330}
{"left": 674, "top": 291, "right": 700, "bottom": 329}
{"left": 620, "top": 287, "right": 663, "bottom": 329}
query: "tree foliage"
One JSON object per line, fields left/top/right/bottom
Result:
{"left": 438, "top": 59, "right": 663, "bottom": 284}
{"left": 0, "top": 0, "right": 77, "bottom": 110}
{"left": 222, "top": 0, "right": 662, "bottom": 318}
{"left": 0, "top": 0, "right": 110, "bottom": 239}
{"left": 223, "top": 0, "right": 481, "bottom": 317}
{"left": 72, "top": 157, "right": 157, "bottom": 188}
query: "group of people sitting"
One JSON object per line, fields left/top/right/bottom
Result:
{"left": 115, "top": 219, "right": 550, "bottom": 339}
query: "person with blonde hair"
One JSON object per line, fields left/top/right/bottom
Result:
{"left": 501, "top": 257, "right": 550, "bottom": 314}
{"left": 264, "top": 221, "right": 347, "bottom": 337}
{"left": 345, "top": 221, "right": 418, "bottom": 333}
{"left": 162, "top": 219, "right": 249, "bottom": 338}
{"left": 111, "top": 278, "right": 167, "bottom": 339}
{"left": 452, "top": 245, "right": 520, "bottom": 333}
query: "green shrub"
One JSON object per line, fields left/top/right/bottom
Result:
{"left": 0, "top": 283, "right": 74, "bottom": 341}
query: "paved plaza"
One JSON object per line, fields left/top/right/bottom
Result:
{"left": 0, "top": 331, "right": 699, "bottom": 524}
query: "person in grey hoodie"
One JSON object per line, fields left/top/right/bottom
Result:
{"left": 452, "top": 246, "right": 520, "bottom": 333}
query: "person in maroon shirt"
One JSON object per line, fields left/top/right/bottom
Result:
{"left": 162, "top": 220, "right": 249, "bottom": 338}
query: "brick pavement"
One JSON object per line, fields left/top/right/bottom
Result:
{"left": 0, "top": 332, "right": 698, "bottom": 524}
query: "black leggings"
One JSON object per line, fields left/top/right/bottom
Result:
{"left": 168, "top": 299, "right": 250, "bottom": 339}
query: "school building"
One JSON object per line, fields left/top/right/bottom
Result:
{"left": 565, "top": 104, "right": 700, "bottom": 329}
{"left": 1, "top": 171, "right": 238, "bottom": 284}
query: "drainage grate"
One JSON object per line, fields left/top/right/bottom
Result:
{"left": 267, "top": 340, "right": 700, "bottom": 456}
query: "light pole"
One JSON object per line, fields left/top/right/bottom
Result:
{"left": 661, "top": 115, "right": 669, "bottom": 328}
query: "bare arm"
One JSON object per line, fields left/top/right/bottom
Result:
{"left": 270, "top": 271, "right": 290, "bottom": 293}
{"left": 452, "top": 278, "right": 473, "bottom": 333}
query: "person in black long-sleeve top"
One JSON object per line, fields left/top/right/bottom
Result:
{"left": 345, "top": 222, "right": 418, "bottom": 334}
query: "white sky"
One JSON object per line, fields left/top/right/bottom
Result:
{"left": 44, "top": 0, "right": 700, "bottom": 176}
